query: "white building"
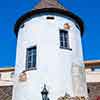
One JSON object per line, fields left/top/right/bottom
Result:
{"left": 0, "top": 67, "right": 14, "bottom": 100}
{"left": 1, "top": 60, "right": 100, "bottom": 100}
{"left": 12, "top": 0, "right": 88, "bottom": 100}
{"left": 0, "top": 67, "right": 14, "bottom": 86}
{"left": 85, "top": 60, "right": 100, "bottom": 100}
{"left": 85, "top": 60, "right": 100, "bottom": 83}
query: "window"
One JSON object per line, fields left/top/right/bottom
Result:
{"left": 91, "top": 67, "right": 100, "bottom": 72}
{"left": 60, "top": 30, "right": 71, "bottom": 50}
{"left": 46, "top": 16, "right": 55, "bottom": 20}
{"left": 10, "top": 72, "right": 14, "bottom": 78}
{"left": 26, "top": 46, "right": 37, "bottom": 70}
{"left": 0, "top": 73, "right": 1, "bottom": 79}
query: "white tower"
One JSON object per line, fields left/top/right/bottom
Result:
{"left": 13, "top": 0, "right": 88, "bottom": 100}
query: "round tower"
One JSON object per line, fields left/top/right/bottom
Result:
{"left": 13, "top": 0, "right": 88, "bottom": 100}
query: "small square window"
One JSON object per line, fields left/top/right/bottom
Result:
{"left": 0, "top": 73, "right": 1, "bottom": 79}
{"left": 11, "top": 72, "right": 14, "bottom": 78}
{"left": 46, "top": 16, "right": 55, "bottom": 20}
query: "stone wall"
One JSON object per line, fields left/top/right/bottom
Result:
{"left": 87, "top": 82, "right": 100, "bottom": 100}
{"left": 0, "top": 83, "right": 100, "bottom": 100}
{"left": 0, "top": 86, "right": 13, "bottom": 100}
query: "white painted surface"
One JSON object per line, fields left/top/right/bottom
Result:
{"left": 0, "top": 80, "right": 13, "bottom": 86}
{"left": 0, "top": 72, "right": 14, "bottom": 81}
{"left": 86, "top": 71, "right": 100, "bottom": 82}
{"left": 0, "top": 71, "right": 14, "bottom": 86}
{"left": 13, "top": 13, "right": 87, "bottom": 100}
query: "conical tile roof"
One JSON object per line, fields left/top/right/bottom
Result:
{"left": 14, "top": 0, "right": 84, "bottom": 37}
{"left": 35, "top": 0, "right": 65, "bottom": 10}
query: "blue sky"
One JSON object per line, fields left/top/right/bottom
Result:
{"left": 0, "top": 0, "right": 100, "bottom": 67}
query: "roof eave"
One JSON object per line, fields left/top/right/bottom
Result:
{"left": 14, "top": 8, "right": 84, "bottom": 37}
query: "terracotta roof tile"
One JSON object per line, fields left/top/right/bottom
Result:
{"left": 14, "top": 0, "right": 84, "bottom": 36}
{"left": 35, "top": 0, "right": 66, "bottom": 10}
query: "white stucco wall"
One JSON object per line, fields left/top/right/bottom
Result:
{"left": 13, "top": 13, "right": 87, "bottom": 100}
{"left": 86, "top": 71, "right": 100, "bottom": 83}
{"left": 0, "top": 72, "right": 14, "bottom": 81}
{"left": 0, "top": 71, "right": 14, "bottom": 86}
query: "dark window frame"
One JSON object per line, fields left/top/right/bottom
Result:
{"left": 46, "top": 16, "right": 55, "bottom": 20}
{"left": 0, "top": 73, "right": 1, "bottom": 79}
{"left": 59, "top": 29, "right": 72, "bottom": 50}
{"left": 11, "top": 72, "right": 14, "bottom": 78}
{"left": 26, "top": 46, "right": 37, "bottom": 71}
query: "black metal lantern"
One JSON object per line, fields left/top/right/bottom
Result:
{"left": 41, "top": 84, "right": 50, "bottom": 100}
